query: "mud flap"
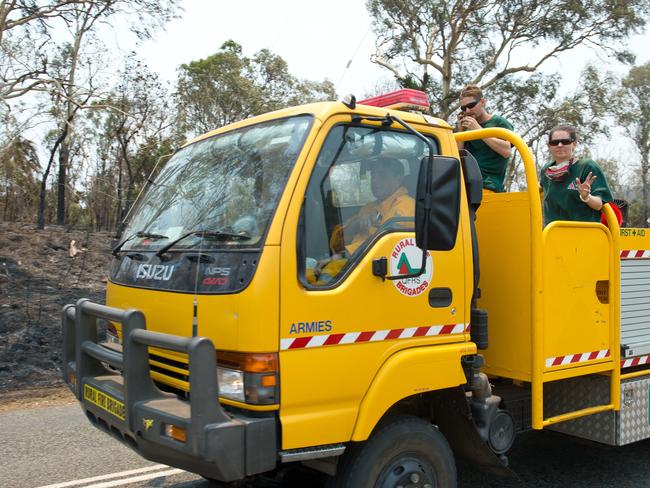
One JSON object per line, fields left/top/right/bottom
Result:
{"left": 433, "top": 387, "right": 516, "bottom": 478}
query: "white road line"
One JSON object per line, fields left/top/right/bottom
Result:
{"left": 84, "top": 469, "right": 184, "bottom": 488}
{"left": 33, "top": 465, "right": 170, "bottom": 488}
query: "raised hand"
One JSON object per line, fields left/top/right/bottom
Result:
{"left": 576, "top": 172, "right": 597, "bottom": 200}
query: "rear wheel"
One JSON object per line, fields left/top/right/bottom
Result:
{"left": 331, "top": 415, "right": 456, "bottom": 488}
{"left": 200, "top": 477, "right": 246, "bottom": 487}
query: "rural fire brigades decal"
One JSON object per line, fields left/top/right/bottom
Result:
{"left": 390, "top": 238, "right": 433, "bottom": 297}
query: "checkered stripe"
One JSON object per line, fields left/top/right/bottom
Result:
{"left": 280, "top": 323, "right": 470, "bottom": 350}
{"left": 545, "top": 349, "right": 610, "bottom": 368}
{"left": 621, "top": 355, "right": 650, "bottom": 369}
{"left": 620, "top": 250, "right": 650, "bottom": 259}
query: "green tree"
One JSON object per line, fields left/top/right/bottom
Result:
{"left": 93, "top": 57, "right": 177, "bottom": 228}
{"left": 504, "top": 66, "right": 619, "bottom": 190}
{"left": 37, "top": 41, "right": 94, "bottom": 230}
{"left": 0, "top": 0, "right": 77, "bottom": 101}
{"left": 367, "top": 0, "right": 650, "bottom": 119}
{"left": 618, "top": 63, "right": 650, "bottom": 226}
{"left": 176, "top": 41, "right": 336, "bottom": 136}
{"left": 366, "top": 0, "right": 649, "bottom": 192}
{"left": 1, "top": 1, "right": 180, "bottom": 101}
{"left": 0, "top": 134, "right": 40, "bottom": 220}
{"left": 30, "top": 0, "right": 181, "bottom": 229}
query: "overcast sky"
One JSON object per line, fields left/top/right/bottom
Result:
{"left": 133, "top": 0, "right": 650, "bottom": 102}
{"left": 134, "top": 0, "right": 383, "bottom": 97}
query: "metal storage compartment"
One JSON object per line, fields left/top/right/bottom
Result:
{"left": 620, "top": 258, "right": 650, "bottom": 359}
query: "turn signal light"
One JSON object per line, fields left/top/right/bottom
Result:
{"left": 261, "top": 374, "right": 277, "bottom": 387}
{"left": 217, "top": 351, "right": 278, "bottom": 373}
{"left": 165, "top": 424, "right": 186, "bottom": 443}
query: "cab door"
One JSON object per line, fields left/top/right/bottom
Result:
{"left": 278, "top": 116, "right": 470, "bottom": 449}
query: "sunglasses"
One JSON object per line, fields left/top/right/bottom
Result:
{"left": 460, "top": 100, "right": 480, "bottom": 112}
{"left": 549, "top": 138, "right": 575, "bottom": 146}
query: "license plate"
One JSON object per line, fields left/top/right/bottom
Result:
{"left": 84, "top": 384, "right": 126, "bottom": 420}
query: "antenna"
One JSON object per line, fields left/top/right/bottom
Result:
{"left": 336, "top": 26, "right": 371, "bottom": 93}
{"left": 191, "top": 231, "right": 206, "bottom": 337}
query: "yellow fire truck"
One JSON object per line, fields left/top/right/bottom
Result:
{"left": 63, "top": 89, "right": 650, "bottom": 487}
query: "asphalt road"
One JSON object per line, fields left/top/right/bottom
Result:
{"left": 3, "top": 402, "right": 650, "bottom": 488}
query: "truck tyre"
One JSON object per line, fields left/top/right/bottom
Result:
{"left": 330, "top": 415, "right": 456, "bottom": 488}
{"left": 201, "top": 477, "right": 245, "bottom": 487}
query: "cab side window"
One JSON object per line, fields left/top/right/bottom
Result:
{"left": 301, "top": 124, "right": 438, "bottom": 286}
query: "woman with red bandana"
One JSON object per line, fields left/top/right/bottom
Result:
{"left": 540, "top": 124, "right": 613, "bottom": 226}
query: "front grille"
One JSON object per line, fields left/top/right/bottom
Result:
{"left": 150, "top": 364, "right": 188, "bottom": 382}
{"left": 149, "top": 352, "right": 188, "bottom": 370}
{"left": 148, "top": 351, "right": 190, "bottom": 390}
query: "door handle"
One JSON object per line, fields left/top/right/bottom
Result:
{"left": 429, "top": 288, "right": 452, "bottom": 307}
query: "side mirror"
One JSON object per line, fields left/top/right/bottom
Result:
{"left": 415, "top": 156, "right": 461, "bottom": 251}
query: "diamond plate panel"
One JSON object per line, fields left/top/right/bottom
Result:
{"left": 544, "top": 375, "right": 616, "bottom": 445}
{"left": 544, "top": 375, "right": 650, "bottom": 445}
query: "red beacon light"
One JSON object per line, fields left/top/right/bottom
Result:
{"left": 358, "top": 89, "right": 430, "bottom": 113}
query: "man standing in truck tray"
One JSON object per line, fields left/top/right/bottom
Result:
{"left": 456, "top": 84, "right": 514, "bottom": 193}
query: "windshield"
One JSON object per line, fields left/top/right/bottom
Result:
{"left": 120, "top": 115, "right": 313, "bottom": 252}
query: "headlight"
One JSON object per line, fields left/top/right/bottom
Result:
{"left": 217, "top": 366, "right": 245, "bottom": 402}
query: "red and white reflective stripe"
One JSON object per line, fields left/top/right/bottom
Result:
{"left": 620, "top": 250, "right": 650, "bottom": 259}
{"left": 280, "top": 323, "right": 469, "bottom": 350}
{"left": 545, "top": 349, "right": 610, "bottom": 368}
{"left": 621, "top": 355, "right": 650, "bottom": 369}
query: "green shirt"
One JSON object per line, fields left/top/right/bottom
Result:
{"left": 540, "top": 158, "right": 613, "bottom": 226}
{"left": 464, "top": 114, "right": 513, "bottom": 192}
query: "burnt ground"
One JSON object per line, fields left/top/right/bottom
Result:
{"left": 0, "top": 221, "right": 113, "bottom": 393}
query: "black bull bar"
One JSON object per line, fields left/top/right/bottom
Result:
{"left": 62, "top": 298, "right": 276, "bottom": 482}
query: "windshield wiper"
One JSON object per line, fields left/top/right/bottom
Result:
{"left": 155, "top": 229, "right": 251, "bottom": 258}
{"left": 111, "top": 231, "right": 169, "bottom": 256}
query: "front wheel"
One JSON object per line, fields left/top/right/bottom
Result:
{"left": 331, "top": 415, "right": 456, "bottom": 488}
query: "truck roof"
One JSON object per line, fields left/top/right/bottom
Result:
{"left": 184, "top": 101, "right": 452, "bottom": 147}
